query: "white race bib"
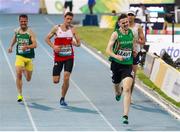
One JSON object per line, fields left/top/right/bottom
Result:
{"left": 18, "top": 45, "right": 30, "bottom": 54}
{"left": 117, "top": 49, "right": 132, "bottom": 59}
{"left": 58, "top": 45, "right": 72, "bottom": 56}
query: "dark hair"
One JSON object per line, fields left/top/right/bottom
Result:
{"left": 64, "top": 12, "right": 74, "bottom": 17}
{"left": 118, "top": 14, "right": 127, "bottom": 21}
{"left": 112, "top": 10, "right": 116, "bottom": 14}
{"left": 19, "top": 14, "right": 28, "bottom": 20}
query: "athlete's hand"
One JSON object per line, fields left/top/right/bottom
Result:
{"left": 115, "top": 55, "right": 123, "bottom": 61}
{"left": 8, "top": 47, "right": 13, "bottom": 53}
{"left": 53, "top": 45, "right": 61, "bottom": 53}
{"left": 72, "top": 38, "right": 77, "bottom": 45}
{"left": 136, "top": 39, "right": 142, "bottom": 45}
{"left": 21, "top": 44, "right": 29, "bottom": 51}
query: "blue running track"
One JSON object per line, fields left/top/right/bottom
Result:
{"left": 0, "top": 14, "right": 179, "bottom": 131}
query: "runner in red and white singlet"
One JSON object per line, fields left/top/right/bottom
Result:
{"left": 45, "top": 12, "right": 80, "bottom": 106}
{"left": 54, "top": 25, "right": 74, "bottom": 61}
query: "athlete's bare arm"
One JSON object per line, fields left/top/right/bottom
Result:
{"left": 45, "top": 25, "right": 60, "bottom": 53}
{"left": 71, "top": 27, "right": 81, "bottom": 47}
{"left": 29, "top": 30, "right": 37, "bottom": 48}
{"left": 133, "top": 39, "right": 138, "bottom": 57}
{"left": 106, "top": 31, "right": 123, "bottom": 61}
{"left": 22, "top": 30, "right": 37, "bottom": 51}
{"left": 8, "top": 34, "right": 16, "bottom": 53}
{"left": 137, "top": 25, "right": 145, "bottom": 45}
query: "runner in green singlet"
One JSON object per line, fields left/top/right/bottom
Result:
{"left": 106, "top": 14, "right": 137, "bottom": 124}
{"left": 8, "top": 14, "right": 37, "bottom": 102}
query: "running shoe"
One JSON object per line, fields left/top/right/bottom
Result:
{"left": 17, "top": 95, "right": 23, "bottom": 102}
{"left": 115, "top": 95, "right": 121, "bottom": 101}
{"left": 122, "top": 115, "right": 129, "bottom": 124}
{"left": 60, "top": 98, "right": 68, "bottom": 106}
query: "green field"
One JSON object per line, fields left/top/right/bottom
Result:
{"left": 77, "top": 26, "right": 180, "bottom": 107}
{"left": 77, "top": 26, "right": 113, "bottom": 57}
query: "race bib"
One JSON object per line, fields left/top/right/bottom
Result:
{"left": 18, "top": 45, "right": 30, "bottom": 54}
{"left": 117, "top": 49, "right": 132, "bottom": 60}
{"left": 58, "top": 45, "right": 72, "bottom": 56}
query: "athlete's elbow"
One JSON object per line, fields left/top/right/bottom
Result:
{"left": 76, "top": 42, "right": 81, "bottom": 47}
{"left": 33, "top": 42, "right": 37, "bottom": 48}
{"left": 34, "top": 44, "right": 37, "bottom": 48}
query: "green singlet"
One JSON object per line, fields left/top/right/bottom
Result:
{"left": 109, "top": 28, "right": 134, "bottom": 65}
{"left": 15, "top": 28, "right": 35, "bottom": 58}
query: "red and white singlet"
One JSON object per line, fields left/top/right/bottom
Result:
{"left": 54, "top": 25, "right": 74, "bottom": 61}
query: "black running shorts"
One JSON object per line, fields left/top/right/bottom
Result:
{"left": 133, "top": 52, "right": 140, "bottom": 65}
{"left": 110, "top": 60, "right": 133, "bottom": 84}
{"left": 53, "top": 59, "right": 74, "bottom": 76}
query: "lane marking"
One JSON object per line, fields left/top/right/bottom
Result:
{"left": 38, "top": 40, "right": 117, "bottom": 131}
{"left": 135, "top": 84, "right": 180, "bottom": 120}
{"left": 44, "top": 16, "right": 54, "bottom": 26}
{"left": 0, "top": 40, "right": 38, "bottom": 131}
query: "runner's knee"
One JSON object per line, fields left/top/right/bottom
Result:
{"left": 53, "top": 76, "right": 60, "bottom": 84}
{"left": 16, "top": 73, "right": 22, "bottom": 80}
{"left": 26, "top": 77, "right": 31, "bottom": 82}
{"left": 64, "top": 75, "right": 70, "bottom": 82}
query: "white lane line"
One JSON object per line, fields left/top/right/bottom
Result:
{"left": 81, "top": 41, "right": 180, "bottom": 121}
{"left": 81, "top": 44, "right": 110, "bottom": 67}
{"left": 0, "top": 40, "right": 38, "bottom": 131}
{"left": 135, "top": 84, "right": 180, "bottom": 120}
{"left": 38, "top": 39, "right": 117, "bottom": 131}
{"left": 44, "top": 16, "right": 54, "bottom": 26}
{"left": 70, "top": 80, "right": 117, "bottom": 131}
{"left": 0, "top": 26, "right": 15, "bottom": 30}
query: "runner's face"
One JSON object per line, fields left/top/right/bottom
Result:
{"left": 128, "top": 13, "right": 135, "bottom": 23}
{"left": 120, "top": 17, "right": 129, "bottom": 31}
{"left": 64, "top": 15, "right": 73, "bottom": 26}
{"left": 19, "top": 17, "right": 28, "bottom": 30}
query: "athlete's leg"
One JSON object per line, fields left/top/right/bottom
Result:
{"left": 53, "top": 76, "right": 60, "bottom": 84}
{"left": 15, "top": 56, "right": 25, "bottom": 101}
{"left": 60, "top": 71, "right": 71, "bottom": 106}
{"left": 114, "top": 83, "right": 123, "bottom": 101}
{"left": 114, "top": 83, "right": 120, "bottom": 95}
{"left": 24, "top": 59, "right": 33, "bottom": 82}
{"left": 131, "top": 53, "right": 140, "bottom": 94}
{"left": 61, "top": 71, "right": 71, "bottom": 98}
{"left": 61, "top": 59, "right": 73, "bottom": 98}
{"left": 131, "top": 64, "right": 138, "bottom": 94}
{"left": 63, "top": 2, "right": 68, "bottom": 14}
{"left": 16, "top": 66, "right": 24, "bottom": 96}
{"left": 110, "top": 61, "right": 123, "bottom": 101}
{"left": 53, "top": 61, "right": 63, "bottom": 83}
{"left": 122, "top": 77, "right": 133, "bottom": 123}
{"left": 69, "top": 2, "right": 73, "bottom": 12}
{"left": 60, "top": 59, "right": 73, "bottom": 106}
{"left": 24, "top": 70, "right": 33, "bottom": 82}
